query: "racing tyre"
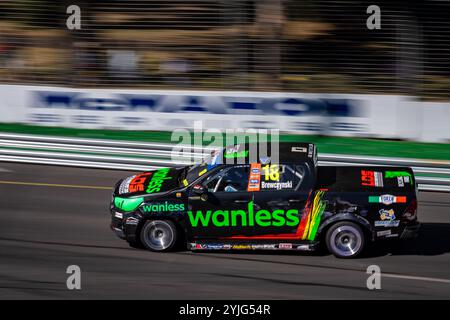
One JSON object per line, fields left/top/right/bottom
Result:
{"left": 140, "top": 220, "right": 178, "bottom": 252}
{"left": 325, "top": 222, "right": 365, "bottom": 259}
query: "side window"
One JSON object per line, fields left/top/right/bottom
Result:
{"left": 260, "top": 164, "right": 302, "bottom": 191}
{"left": 203, "top": 172, "right": 223, "bottom": 192}
{"left": 203, "top": 166, "right": 250, "bottom": 192}
{"left": 295, "top": 164, "right": 310, "bottom": 190}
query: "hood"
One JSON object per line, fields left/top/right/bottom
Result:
{"left": 115, "top": 167, "right": 184, "bottom": 197}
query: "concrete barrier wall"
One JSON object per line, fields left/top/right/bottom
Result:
{"left": 0, "top": 84, "right": 448, "bottom": 143}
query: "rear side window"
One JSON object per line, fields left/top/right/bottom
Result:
{"left": 317, "top": 167, "right": 415, "bottom": 192}
{"left": 380, "top": 170, "right": 415, "bottom": 191}
{"left": 259, "top": 164, "right": 302, "bottom": 191}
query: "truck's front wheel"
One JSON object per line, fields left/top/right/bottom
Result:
{"left": 140, "top": 220, "right": 178, "bottom": 252}
{"left": 326, "top": 222, "right": 365, "bottom": 258}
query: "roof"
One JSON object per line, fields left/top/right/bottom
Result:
{"left": 207, "top": 142, "right": 316, "bottom": 165}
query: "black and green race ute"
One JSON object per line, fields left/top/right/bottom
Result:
{"left": 110, "top": 142, "right": 420, "bottom": 258}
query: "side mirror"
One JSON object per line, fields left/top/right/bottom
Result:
{"left": 192, "top": 185, "right": 205, "bottom": 194}
{"left": 200, "top": 193, "right": 208, "bottom": 202}
{"left": 192, "top": 185, "right": 208, "bottom": 202}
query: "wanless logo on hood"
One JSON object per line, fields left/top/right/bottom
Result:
{"left": 146, "top": 168, "right": 172, "bottom": 193}
{"left": 119, "top": 168, "right": 172, "bottom": 194}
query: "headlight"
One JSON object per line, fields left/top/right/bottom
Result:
{"left": 113, "top": 196, "right": 144, "bottom": 212}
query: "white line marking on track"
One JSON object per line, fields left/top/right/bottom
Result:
{"left": 0, "top": 180, "right": 111, "bottom": 190}
{"left": 0, "top": 167, "right": 11, "bottom": 172}
{"left": 383, "top": 273, "right": 450, "bottom": 284}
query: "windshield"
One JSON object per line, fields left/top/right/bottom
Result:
{"left": 180, "top": 149, "right": 222, "bottom": 186}
{"left": 184, "top": 163, "right": 209, "bottom": 185}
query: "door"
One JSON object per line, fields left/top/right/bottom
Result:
{"left": 252, "top": 163, "right": 311, "bottom": 238}
{"left": 187, "top": 165, "right": 254, "bottom": 239}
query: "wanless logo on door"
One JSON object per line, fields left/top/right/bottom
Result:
{"left": 187, "top": 201, "right": 299, "bottom": 228}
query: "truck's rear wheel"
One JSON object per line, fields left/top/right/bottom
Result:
{"left": 326, "top": 222, "right": 365, "bottom": 258}
{"left": 140, "top": 220, "right": 177, "bottom": 252}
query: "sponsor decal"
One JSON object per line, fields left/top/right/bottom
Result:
{"left": 368, "top": 194, "right": 407, "bottom": 205}
{"left": 261, "top": 181, "right": 293, "bottom": 190}
{"left": 361, "top": 170, "right": 383, "bottom": 187}
{"left": 114, "top": 212, "right": 123, "bottom": 219}
{"left": 224, "top": 145, "right": 249, "bottom": 159}
{"left": 226, "top": 145, "right": 240, "bottom": 154}
{"left": 385, "top": 234, "right": 399, "bottom": 238}
{"left": 141, "top": 201, "right": 185, "bottom": 213}
{"left": 279, "top": 243, "right": 293, "bottom": 249}
{"left": 377, "top": 229, "right": 391, "bottom": 237}
{"left": 247, "top": 163, "right": 261, "bottom": 192}
{"left": 379, "top": 209, "right": 396, "bottom": 221}
{"left": 232, "top": 244, "right": 252, "bottom": 250}
{"left": 397, "top": 177, "right": 404, "bottom": 187}
{"left": 146, "top": 168, "right": 172, "bottom": 193}
{"left": 125, "top": 217, "right": 139, "bottom": 225}
{"left": 187, "top": 201, "right": 299, "bottom": 228}
{"left": 176, "top": 192, "right": 182, "bottom": 197}
{"left": 251, "top": 244, "right": 277, "bottom": 250}
{"left": 308, "top": 144, "right": 314, "bottom": 158}
{"left": 129, "top": 173, "right": 153, "bottom": 193}
{"left": 296, "top": 244, "right": 312, "bottom": 251}
{"left": 375, "top": 220, "right": 400, "bottom": 227}
{"left": 385, "top": 171, "right": 413, "bottom": 180}
{"left": 205, "top": 244, "right": 225, "bottom": 250}
{"left": 224, "top": 150, "right": 249, "bottom": 159}
{"left": 291, "top": 147, "right": 307, "bottom": 153}
{"left": 375, "top": 209, "right": 400, "bottom": 227}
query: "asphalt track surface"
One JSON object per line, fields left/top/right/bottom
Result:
{"left": 1, "top": 163, "right": 450, "bottom": 299}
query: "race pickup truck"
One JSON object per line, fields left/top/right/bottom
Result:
{"left": 110, "top": 142, "right": 420, "bottom": 258}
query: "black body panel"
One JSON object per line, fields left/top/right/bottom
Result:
{"left": 109, "top": 143, "right": 419, "bottom": 251}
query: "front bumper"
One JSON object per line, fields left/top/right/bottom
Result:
{"left": 110, "top": 208, "right": 140, "bottom": 243}
{"left": 111, "top": 225, "right": 126, "bottom": 239}
{"left": 400, "top": 221, "right": 421, "bottom": 239}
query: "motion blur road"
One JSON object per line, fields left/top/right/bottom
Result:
{"left": 1, "top": 163, "right": 449, "bottom": 299}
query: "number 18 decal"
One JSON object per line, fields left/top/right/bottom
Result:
{"left": 263, "top": 164, "right": 280, "bottom": 181}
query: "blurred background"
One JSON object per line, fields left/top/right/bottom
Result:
{"left": 0, "top": 0, "right": 448, "bottom": 100}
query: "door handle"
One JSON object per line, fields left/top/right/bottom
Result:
{"left": 234, "top": 199, "right": 249, "bottom": 204}
{"left": 288, "top": 199, "right": 301, "bottom": 203}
